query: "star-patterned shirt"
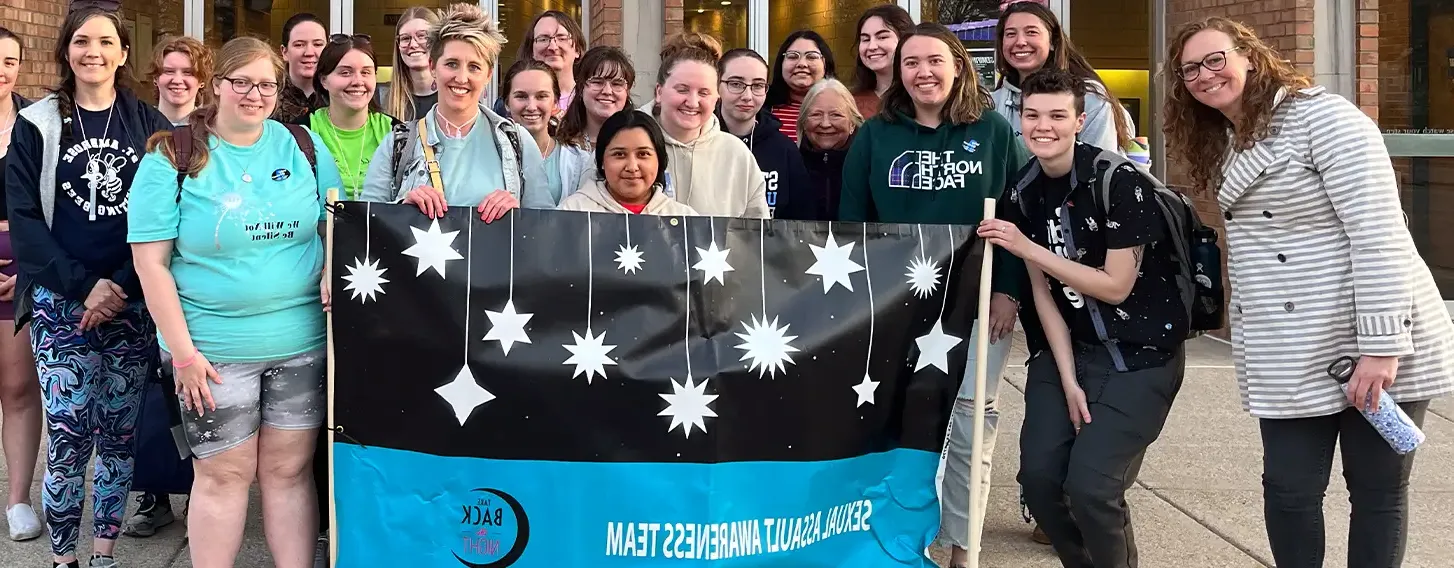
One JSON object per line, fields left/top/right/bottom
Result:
{"left": 1006, "top": 145, "right": 1188, "bottom": 370}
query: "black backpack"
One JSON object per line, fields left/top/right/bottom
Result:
{"left": 1015, "top": 149, "right": 1226, "bottom": 369}
{"left": 170, "top": 122, "right": 318, "bottom": 200}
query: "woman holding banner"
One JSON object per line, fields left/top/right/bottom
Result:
{"left": 837, "top": 22, "right": 1028, "bottom": 568}
{"left": 360, "top": 3, "right": 554, "bottom": 221}
{"left": 128, "top": 36, "right": 342, "bottom": 568}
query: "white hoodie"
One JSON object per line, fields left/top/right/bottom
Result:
{"left": 558, "top": 177, "right": 700, "bottom": 216}
{"left": 639, "top": 101, "right": 770, "bottom": 218}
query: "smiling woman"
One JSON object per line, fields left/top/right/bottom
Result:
{"left": 293, "top": 34, "right": 401, "bottom": 201}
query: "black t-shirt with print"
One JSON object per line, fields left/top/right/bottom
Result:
{"left": 53, "top": 106, "right": 141, "bottom": 280}
{"left": 1006, "top": 153, "right": 1188, "bottom": 370}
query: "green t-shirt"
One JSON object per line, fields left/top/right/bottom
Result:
{"left": 309, "top": 109, "right": 393, "bottom": 200}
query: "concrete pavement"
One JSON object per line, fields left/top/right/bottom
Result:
{"left": 4, "top": 334, "right": 1454, "bottom": 566}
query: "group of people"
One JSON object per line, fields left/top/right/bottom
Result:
{"left": 0, "top": 0, "right": 1449, "bottom": 568}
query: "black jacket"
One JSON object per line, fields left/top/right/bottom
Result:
{"left": 717, "top": 109, "right": 809, "bottom": 218}
{"left": 780, "top": 134, "right": 851, "bottom": 221}
{"left": 5, "top": 89, "right": 172, "bottom": 328}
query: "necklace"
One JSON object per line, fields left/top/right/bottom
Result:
{"left": 324, "top": 110, "right": 371, "bottom": 198}
{"left": 437, "top": 109, "right": 479, "bottom": 139}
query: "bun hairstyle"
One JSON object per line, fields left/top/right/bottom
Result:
{"left": 429, "top": 3, "right": 508, "bottom": 70}
{"left": 556, "top": 45, "right": 635, "bottom": 149}
{"left": 146, "top": 36, "right": 283, "bottom": 177}
{"left": 656, "top": 32, "right": 723, "bottom": 86}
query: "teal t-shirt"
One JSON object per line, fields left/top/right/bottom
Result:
{"left": 434, "top": 115, "right": 509, "bottom": 206}
{"left": 127, "top": 120, "right": 344, "bottom": 363}
{"left": 542, "top": 143, "right": 563, "bottom": 205}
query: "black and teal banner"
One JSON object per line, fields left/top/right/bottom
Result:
{"left": 327, "top": 203, "right": 984, "bottom": 566}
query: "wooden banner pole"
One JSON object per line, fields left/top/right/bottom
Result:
{"left": 968, "top": 197, "right": 997, "bottom": 568}
{"left": 324, "top": 189, "right": 338, "bottom": 567}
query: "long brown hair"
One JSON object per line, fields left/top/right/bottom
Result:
{"left": 556, "top": 45, "right": 635, "bottom": 149}
{"left": 146, "top": 37, "right": 284, "bottom": 177}
{"left": 514, "top": 11, "right": 585, "bottom": 66}
{"left": 53, "top": 6, "right": 138, "bottom": 140}
{"left": 1162, "top": 17, "right": 1312, "bottom": 192}
{"left": 995, "top": 1, "right": 1130, "bottom": 148}
{"left": 851, "top": 4, "right": 914, "bottom": 96}
{"left": 384, "top": 6, "right": 440, "bottom": 121}
{"left": 881, "top": 23, "right": 990, "bottom": 126}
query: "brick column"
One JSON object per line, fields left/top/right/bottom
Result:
{"left": 663, "top": 0, "right": 683, "bottom": 37}
{"left": 591, "top": 0, "right": 622, "bottom": 47}
{"left": 1355, "top": 0, "right": 1379, "bottom": 118}
{"left": 1, "top": 0, "right": 67, "bottom": 100}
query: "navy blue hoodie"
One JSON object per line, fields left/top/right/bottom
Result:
{"left": 782, "top": 134, "right": 851, "bottom": 221}
{"left": 717, "top": 109, "right": 808, "bottom": 218}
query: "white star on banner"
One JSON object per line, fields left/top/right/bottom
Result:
{"left": 615, "top": 244, "right": 644, "bottom": 274}
{"left": 734, "top": 314, "right": 800, "bottom": 378}
{"left": 659, "top": 376, "right": 718, "bottom": 439}
{"left": 342, "top": 257, "right": 389, "bottom": 303}
{"left": 914, "top": 320, "right": 962, "bottom": 374}
{"left": 483, "top": 299, "right": 533, "bottom": 355}
{"left": 402, "top": 219, "right": 464, "bottom": 278}
{"left": 563, "top": 327, "right": 617, "bottom": 384}
{"left": 805, "top": 233, "right": 865, "bottom": 293}
{"left": 906, "top": 254, "right": 942, "bottom": 299}
{"left": 435, "top": 365, "right": 494, "bottom": 426}
{"left": 693, "top": 241, "right": 734, "bottom": 285}
{"left": 852, "top": 374, "right": 880, "bottom": 407}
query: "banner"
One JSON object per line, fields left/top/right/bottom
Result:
{"left": 328, "top": 203, "right": 985, "bottom": 567}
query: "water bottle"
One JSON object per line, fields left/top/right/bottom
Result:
{"left": 1327, "top": 357, "right": 1426, "bottom": 455}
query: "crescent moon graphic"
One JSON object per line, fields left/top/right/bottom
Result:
{"left": 452, "top": 488, "right": 530, "bottom": 567}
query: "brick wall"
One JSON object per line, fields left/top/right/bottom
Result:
{"left": 664, "top": 0, "right": 683, "bottom": 37}
{"left": 2, "top": 0, "right": 69, "bottom": 100}
{"left": 1163, "top": 0, "right": 1317, "bottom": 338}
{"left": 591, "top": 0, "right": 621, "bottom": 46}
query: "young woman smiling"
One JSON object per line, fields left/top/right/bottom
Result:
{"left": 851, "top": 4, "right": 914, "bottom": 118}
{"left": 148, "top": 36, "right": 213, "bottom": 126}
{"left": 7, "top": 5, "right": 174, "bottom": 566}
{"left": 714, "top": 48, "right": 806, "bottom": 219}
{"left": 360, "top": 2, "right": 553, "bottom": 221}
{"left": 554, "top": 45, "right": 634, "bottom": 198}
{"left": 378, "top": 6, "right": 441, "bottom": 122}
{"left": 296, "top": 34, "right": 400, "bottom": 201}
{"left": 991, "top": 1, "right": 1133, "bottom": 154}
{"left": 838, "top": 22, "right": 1029, "bottom": 568}
{"left": 273, "top": 13, "right": 328, "bottom": 123}
{"left": 764, "top": 30, "right": 836, "bottom": 143}
{"left": 0, "top": 24, "right": 43, "bottom": 546}
{"left": 643, "top": 32, "right": 768, "bottom": 218}
{"left": 559, "top": 109, "right": 696, "bottom": 216}
{"left": 503, "top": 59, "right": 567, "bottom": 204}
{"left": 1164, "top": 17, "right": 1454, "bottom": 567}
{"left": 128, "top": 36, "right": 343, "bottom": 568}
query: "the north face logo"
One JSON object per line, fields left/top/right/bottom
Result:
{"left": 888, "top": 150, "right": 983, "bottom": 191}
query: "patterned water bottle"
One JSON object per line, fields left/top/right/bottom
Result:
{"left": 1327, "top": 356, "right": 1426, "bottom": 454}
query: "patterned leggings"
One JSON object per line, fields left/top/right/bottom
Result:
{"left": 30, "top": 285, "right": 157, "bottom": 556}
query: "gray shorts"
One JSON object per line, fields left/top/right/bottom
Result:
{"left": 164, "top": 349, "right": 326, "bottom": 460}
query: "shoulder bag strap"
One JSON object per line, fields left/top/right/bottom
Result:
{"left": 417, "top": 118, "right": 444, "bottom": 194}
{"left": 1058, "top": 203, "right": 1130, "bottom": 373}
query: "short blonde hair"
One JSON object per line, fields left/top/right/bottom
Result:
{"left": 797, "top": 78, "right": 863, "bottom": 144}
{"left": 430, "top": 3, "right": 507, "bottom": 69}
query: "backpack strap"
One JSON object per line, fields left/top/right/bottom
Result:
{"left": 172, "top": 124, "right": 195, "bottom": 203}
{"left": 281, "top": 122, "right": 318, "bottom": 178}
{"left": 388, "top": 121, "right": 411, "bottom": 196}
{"left": 1057, "top": 203, "right": 1129, "bottom": 372}
{"left": 417, "top": 117, "right": 444, "bottom": 194}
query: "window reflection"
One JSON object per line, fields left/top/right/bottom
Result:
{"left": 685, "top": 0, "right": 749, "bottom": 52}
{"left": 117, "top": 0, "right": 188, "bottom": 105}
{"left": 203, "top": 0, "right": 332, "bottom": 50}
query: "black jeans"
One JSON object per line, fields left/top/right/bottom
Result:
{"left": 1260, "top": 400, "right": 1429, "bottom": 568}
{"left": 1018, "top": 342, "right": 1186, "bottom": 568}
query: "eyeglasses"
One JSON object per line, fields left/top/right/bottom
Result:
{"left": 396, "top": 32, "right": 429, "bottom": 47}
{"left": 1176, "top": 47, "right": 1240, "bottom": 81}
{"left": 533, "top": 33, "right": 573, "bottom": 46}
{"left": 720, "top": 79, "right": 767, "bottom": 95}
{"left": 331, "top": 33, "right": 371, "bottom": 45}
{"left": 585, "top": 77, "right": 629, "bottom": 92}
{"left": 217, "top": 76, "right": 279, "bottom": 97}
{"left": 783, "top": 51, "right": 823, "bottom": 63}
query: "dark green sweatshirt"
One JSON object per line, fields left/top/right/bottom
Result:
{"left": 838, "top": 108, "right": 1031, "bottom": 300}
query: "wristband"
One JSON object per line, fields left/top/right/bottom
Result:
{"left": 172, "top": 351, "right": 198, "bottom": 369}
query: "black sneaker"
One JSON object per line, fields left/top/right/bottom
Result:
{"left": 122, "top": 493, "right": 175, "bottom": 538}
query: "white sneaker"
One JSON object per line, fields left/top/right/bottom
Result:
{"left": 6, "top": 503, "right": 42, "bottom": 541}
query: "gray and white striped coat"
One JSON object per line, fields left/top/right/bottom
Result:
{"left": 1220, "top": 85, "right": 1454, "bottom": 419}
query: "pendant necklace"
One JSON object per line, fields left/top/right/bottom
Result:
{"left": 437, "top": 109, "right": 478, "bottom": 139}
